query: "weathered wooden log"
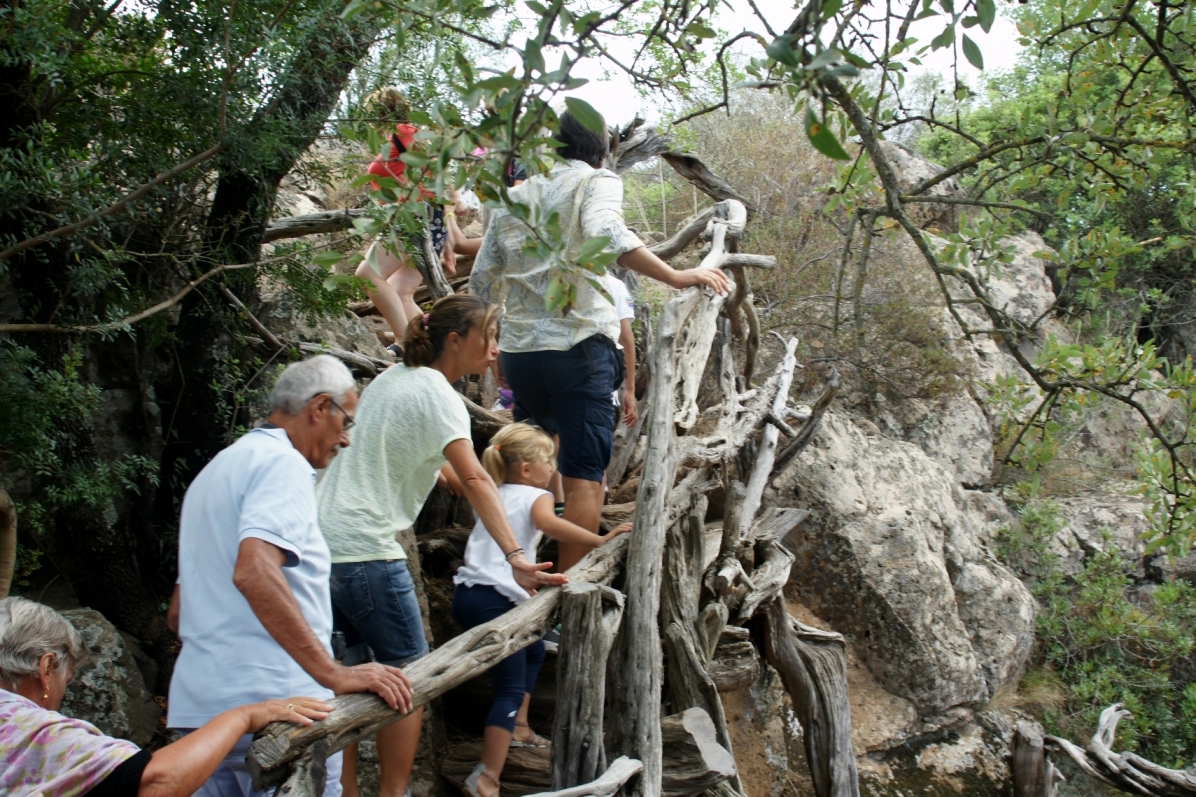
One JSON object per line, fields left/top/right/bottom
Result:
{"left": 461, "top": 392, "right": 510, "bottom": 444}
{"left": 775, "top": 366, "right": 840, "bottom": 471}
{"left": 648, "top": 207, "right": 716, "bottom": 261}
{"left": 661, "top": 499, "right": 745, "bottom": 796}
{"left": 552, "top": 583, "right": 625, "bottom": 790}
{"left": 661, "top": 152, "right": 756, "bottom": 212}
{"left": 0, "top": 488, "right": 16, "bottom": 599}
{"left": 442, "top": 711, "right": 733, "bottom": 797}
{"left": 1041, "top": 703, "right": 1196, "bottom": 796}
{"left": 707, "top": 640, "right": 760, "bottom": 693}
{"left": 660, "top": 707, "right": 738, "bottom": 796}
{"left": 533, "top": 757, "right": 644, "bottom": 797}
{"left": 1012, "top": 724, "right": 1064, "bottom": 797}
{"left": 758, "top": 597, "right": 859, "bottom": 797}
{"left": 608, "top": 276, "right": 706, "bottom": 797}
{"left": 735, "top": 542, "right": 795, "bottom": 622}
{"left": 710, "top": 481, "right": 749, "bottom": 597}
{"left": 247, "top": 536, "right": 630, "bottom": 790}
{"left": 262, "top": 208, "right": 369, "bottom": 243}
{"left": 607, "top": 399, "right": 649, "bottom": 487}
{"left": 248, "top": 339, "right": 391, "bottom": 377}
{"left": 738, "top": 337, "right": 799, "bottom": 542}
{"left": 414, "top": 228, "right": 453, "bottom": 300}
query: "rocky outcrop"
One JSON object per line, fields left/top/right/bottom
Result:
{"left": 769, "top": 410, "right": 1036, "bottom": 716}
{"left": 877, "top": 141, "right": 962, "bottom": 233}
{"left": 60, "top": 608, "right": 162, "bottom": 746}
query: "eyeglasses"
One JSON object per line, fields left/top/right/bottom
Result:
{"left": 310, "top": 392, "right": 356, "bottom": 431}
{"left": 328, "top": 397, "right": 356, "bottom": 431}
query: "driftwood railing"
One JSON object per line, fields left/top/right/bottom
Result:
{"left": 249, "top": 135, "right": 853, "bottom": 797}
{"left": 1014, "top": 705, "right": 1196, "bottom": 797}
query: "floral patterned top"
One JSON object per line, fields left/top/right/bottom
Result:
{"left": 1, "top": 689, "right": 139, "bottom": 797}
{"left": 470, "top": 160, "right": 644, "bottom": 353}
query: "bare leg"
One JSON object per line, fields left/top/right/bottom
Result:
{"left": 387, "top": 264, "right": 424, "bottom": 338}
{"left": 357, "top": 241, "right": 415, "bottom": 342}
{"left": 559, "top": 477, "right": 604, "bottom": 572}
{"left": 376, "top": 706, "right": 424, "bottom": 797}
{"left": 341, "top": 742, "right": 361, "bottom": 797}
{"left": 549, "top": 435, "right": 564, "bottom": 503}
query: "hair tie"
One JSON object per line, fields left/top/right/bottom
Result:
{"left": 421, "top": 313, "right": 431, "bottom": 329}
{"left": 494, "top": 444, "right": 502, "bottom": 451}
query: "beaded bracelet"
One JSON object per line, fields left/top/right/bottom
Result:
{"left": 504, "top": 548, "right": 525, "bottom": 562}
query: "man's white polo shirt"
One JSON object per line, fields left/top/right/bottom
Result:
{"left": 168, "top": 426, "right": 334, "bottom": 728}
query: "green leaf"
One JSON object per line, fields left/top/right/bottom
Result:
{"left": 976, "top": 0, "right": 996, "bottom": 32}
{"left": 766, "top": 35, "right": 799, "bottom": 67}
{"left": 930, "top": 25, "right": 955, "bottom": 50}
{"left": 820, "top": 0, "right": 844, "bottom": 18}
{"left": 576, "top": 235, "right": 612, "bottom": 262}
{"left": 312, "top": 251, "right": 344, "bottom": 268}
{"left": 523, "top": 39, "right": 545, "bottom": 75}
{"left": 564, "top": 97, "right": 606, "bottom": 135}
{"left": 804, "top": 107, "right": 851, "bottom": 160}
{"left": 352, "top": 217, "right": 385, "bottom": 235}
{"left": 962, "top": 33, "right": 984, "bottom": 70}
{"left": 686, "top": 21, "right": 716, "bottom": 38}
{"left": 525, "top": 0, "right": 548, "bottom": 13}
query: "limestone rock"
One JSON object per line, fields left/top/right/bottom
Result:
{"left": 259, "top": 289, "right": 391, "bottom": 362}
{"left": 878, "top": 141, "right": 963, "bottom": 233}
{"left": 771, "top": 410, "right": 1035, "bottom": 715}
{"left": 59, "top": 608, "right": 162, "bottom": 747}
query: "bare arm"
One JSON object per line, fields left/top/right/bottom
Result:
{"left": 444, "top": 438, "right": 566, "bottom": 591}
{"left": 618, "top": 319, "right": 637, "bottom": 426}
{"left": 617, "top": 246, "right": 730, "bottom": 295}
{"left": 233, "top": 539, "right": 413, "bottom": 711}
{"left": 530, "top": 495, "right": 630, "bottom": 547}
{"left": 139, "top": 698, "right": 331, "bottom": 797}
{"left": 166, "top": 584, "right": 180, "bottom": 634}
{"left": 445, "top": 211, "right": 482, "bottom": 257}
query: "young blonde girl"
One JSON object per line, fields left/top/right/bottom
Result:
{"left": 452, "top": 423, "right": 629, "bottom": 797}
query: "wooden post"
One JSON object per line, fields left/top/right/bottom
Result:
{"left": 553, "top": 583, "right": 625, "bottom": 790}
{"left": 608, "top": 282, "right": 703, "bottom": 797}
{"left": 758, "top": 598, "right": 859, "bottom": 797}
{"left": 0, "top": 488, "right": 15, "bottom": 599}
{"left": 1012, "top": 724, "right": 1063, "bottom": 797}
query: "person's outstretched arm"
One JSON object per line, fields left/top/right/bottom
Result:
{"left": 233, "top": 539, "right": 413, "bottom": 712}
{"left": 618, "top": 319, "right": 637, "bottom": 426}
{"left": 530, "top": 495, "right": 630, "bottom": 548}
{"left": 138, "top": 697, "right": 330, "bottom": 797}
{"left": 617, "top": 246, "right": 730, "bottom": 295}
{"left": 444, "top": 438, "right": 566, "bottom": 593}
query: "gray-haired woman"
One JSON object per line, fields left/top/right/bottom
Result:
{"left": 0, "top": 596, "right": 332, "bottom": 797}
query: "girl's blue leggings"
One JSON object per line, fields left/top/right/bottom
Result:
{"left": 452, "top": 583, "right": 546, "bottom": 732}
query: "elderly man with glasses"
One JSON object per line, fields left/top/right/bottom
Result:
{"left": 167, "top": 355, "right": 413, "bottom": 797}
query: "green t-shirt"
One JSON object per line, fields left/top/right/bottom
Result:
{"left": 317, "top": 364, "right": 472, "bottom": 563}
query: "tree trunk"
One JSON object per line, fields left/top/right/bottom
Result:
{"left": 0, "top": 488, "right": 15, "bottom": 599}
{"left": 552, "top": 583, "right": 625, "bottom": 789}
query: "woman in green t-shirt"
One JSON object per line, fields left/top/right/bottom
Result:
{"left": 316, "top": 294, "right": 565, "bottom": 797}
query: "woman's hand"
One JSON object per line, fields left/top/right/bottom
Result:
{"left": 244, "top": 697, "right": 334, "bottom": 731}
{"left": 509, "top": 553, "right": 567, "bottom": 595}
{"left": 622, "top": 390, "right": 638, "bottom": 426}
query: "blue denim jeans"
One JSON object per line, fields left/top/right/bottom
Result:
{"left": 330, "top": 559, "right": 429, "bottom": 667}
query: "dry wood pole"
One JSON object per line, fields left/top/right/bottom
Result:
{"left": 553, "top": 583, "right": 625, "bottom": 789}
{"left": 247, "top": 537, "right": 631, "bottom": 792}
{"left": 1013, "top": 704, "right": 1196, "bottom": 797}
{"left": 0, "top": 488, "right": 16, "bottom": 599}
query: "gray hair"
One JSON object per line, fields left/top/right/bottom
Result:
{"left": 268, "top": 355, "right": 356, "bottom": 415}
{"left": 0, "top": 597, "right": 88, "bottom": 688}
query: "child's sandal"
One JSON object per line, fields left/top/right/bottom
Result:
{"left": 463, "top": 763, "right": 501, "bottom": 797}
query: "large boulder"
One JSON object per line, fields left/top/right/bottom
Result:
{"left": 59, "top": 608, "right": 162, "bottom": 746}
{"left": 769, "top": 411, "right": 1036, "bottom": 715}
{"left": 878, "top": 141, "right": 963, "bottom": 233}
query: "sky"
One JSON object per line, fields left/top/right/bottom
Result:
{"left": 559, "top": 0, "right": 1025, "bottom": 127}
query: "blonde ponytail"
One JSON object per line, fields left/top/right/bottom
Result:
{"left": 482, "top": 423, "right": 555, "bottom": 487}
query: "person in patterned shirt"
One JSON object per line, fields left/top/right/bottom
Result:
{"left": 470, "top": 109, "right": 729, "bottom": 571}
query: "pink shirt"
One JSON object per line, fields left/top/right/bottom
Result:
{"left": 1, "top": 689, "right": 139, "bottom": 796}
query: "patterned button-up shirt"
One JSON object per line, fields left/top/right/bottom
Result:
{"left": 470, "top": 160, "right": 644, "bottom": 353}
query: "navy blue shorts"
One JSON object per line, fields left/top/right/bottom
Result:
{"left": 330, "top": 559, "right": 429, "bottom": 667}
{"left": 501, "top": 336, "right": 621, "bottom": 482}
